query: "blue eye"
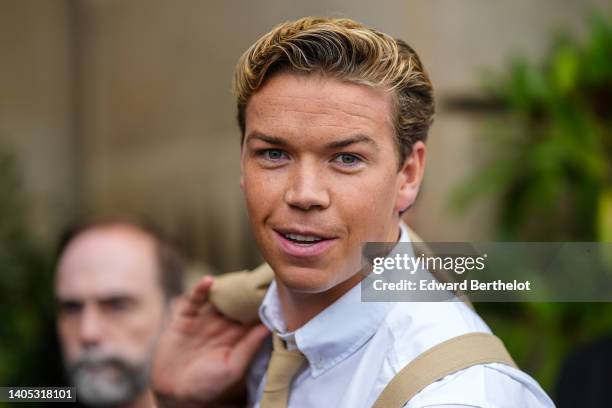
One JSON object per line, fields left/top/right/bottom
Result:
{"left": 334, "top": 154, "right": 362, "bottom": 166}
{"left": 263, "top": 149, "right": 286, "bottom": 161}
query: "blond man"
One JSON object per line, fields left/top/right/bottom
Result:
{"left": 153, "top": 17, "right": 554, "bottom": 408}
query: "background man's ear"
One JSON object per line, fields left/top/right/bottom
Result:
{"left": 395, "top": 141, "right": 426, "bottom": 213}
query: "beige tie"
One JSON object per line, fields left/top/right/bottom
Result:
{"left": 260, "top": 334, "right": 306, "bottom": 408}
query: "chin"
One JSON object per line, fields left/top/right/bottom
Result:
{"left": 273, "top": 264, "right": 340, "bottom": 294}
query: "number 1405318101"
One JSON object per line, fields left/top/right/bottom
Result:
{"left": 1, "top": 387, "right": 75, "bottom": 402}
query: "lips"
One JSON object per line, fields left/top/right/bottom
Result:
{"left": 273, "top": 228, "right": 338, "bottom": 258}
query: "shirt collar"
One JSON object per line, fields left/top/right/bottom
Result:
{"left": 258, "top": 222, "right": 410, "bottom": 377}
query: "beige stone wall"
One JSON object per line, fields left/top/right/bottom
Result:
{"left": 0, "top": 0, "right": 75, "bottom": 240}
{"left": 2, "top": 0, "right": 609, "bottom": 269}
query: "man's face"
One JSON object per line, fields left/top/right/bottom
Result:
{"left": 241, "top": 72, "right": 423, "bottom": 297}
{"left": 55, "top": 226, "right": 166, "bottom": 407}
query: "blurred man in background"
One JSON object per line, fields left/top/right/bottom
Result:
{"left": 54, "top": 217, "right": 185, "bottom": 408}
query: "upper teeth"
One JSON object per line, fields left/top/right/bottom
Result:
{"left": 285, "top": 233, "right": 322, "bottom": 242}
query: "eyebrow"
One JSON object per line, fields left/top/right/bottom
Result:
{"left": 245, "top": 132, "right": 288, "bottom": 147}
{"left": 56, "top": 298, "right": 82, "bottom": 306}
{"left": 246, "top": 132, "right": 379, "bottom": 151}
{"left": 325, "top": 134, "right": 379, "bottom": 151}
{"left": 56, "top": 293, "right": 136, "bottom": 304}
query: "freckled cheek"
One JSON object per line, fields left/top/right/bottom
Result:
{"left": 333, "top": 175, "right": 396, "bottom": 239}
{"left": 243, "top": 168, "right": 287, "bottom": 217}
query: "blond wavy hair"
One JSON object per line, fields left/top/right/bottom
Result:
{"left": 233, "top": 17, "right": 435, "bottom": 165}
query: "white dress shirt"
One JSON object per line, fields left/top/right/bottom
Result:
{"left": 247, "top": 223, "right": 555, "bottom": 407}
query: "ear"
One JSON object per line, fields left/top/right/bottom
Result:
{"left": 394, "top": 141, "right": 426, "bottom": 213}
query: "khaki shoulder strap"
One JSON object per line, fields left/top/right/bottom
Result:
{"left": 372, "top": 332, "right": 517, "bottom": 408}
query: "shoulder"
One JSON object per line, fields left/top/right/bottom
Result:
{"left": 406, "top": 363, "right": 554, "bottom": 407}
{"left": 382, "top": 300, "right": 491, "bottom": 366}
{"left": 377, "top": 302, "right": 553, "bottom": 407}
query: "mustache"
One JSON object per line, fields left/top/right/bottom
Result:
{"left": 65, "top": 349, "right": 150, "bottom": 407}
{"left": 69, "top": 350, "right": 136, "bottom": 374}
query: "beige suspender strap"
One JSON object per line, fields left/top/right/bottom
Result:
{"left": 406, "top": 228, "right": 473, "bottom": 309}
{"left": 372, "top": 332, "right": 517, "bottom": 408}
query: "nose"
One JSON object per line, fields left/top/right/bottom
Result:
{"left": 284, "top": 162, "right": 330, "bottom": 211}
{"left": 79, "top": 304, "right": 103, "bottom": 347}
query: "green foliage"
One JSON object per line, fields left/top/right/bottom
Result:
{"left": 0, "top": 146, "right": 57, "bottom": 405}
{"left": 456, "top": 12, "right": 612, "bottom": 241}
{"left": 453, "top": 12, "right": 612, "bottom": 393}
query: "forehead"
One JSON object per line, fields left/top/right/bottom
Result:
{"left": 245, "top": 72, "right": 395, "bottom": 139}
{"left": 55, "top": 226, "right": 161, "bottom": 299}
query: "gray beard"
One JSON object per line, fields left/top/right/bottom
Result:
{"left": 67, "top": 350, "right": 149, "bottom": 407}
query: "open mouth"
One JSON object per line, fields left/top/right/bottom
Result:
{"left": 282, "top": 232, "right": 325, "bottom": 245}
{"left": 274, "top": 229, "right": 337, "bottom": 257}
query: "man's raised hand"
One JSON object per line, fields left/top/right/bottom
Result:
{"left": 152, "top": 276, "right": 269, "bottom": 407}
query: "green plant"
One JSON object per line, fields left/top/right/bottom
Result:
{"left": 0, "top": 146, "right": 58, "bottom": 407}
{"left": 452, "top": 12, "right": 612, "bottom": 392}
{"left": 455, "top": 13, "right": 611, "bottom": 241}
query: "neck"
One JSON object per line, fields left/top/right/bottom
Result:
{"left": 277, "top": 224, "right": 403, "bottom": 332}
{"left": 276, "top": 273, "right": 362, "bottom": 332}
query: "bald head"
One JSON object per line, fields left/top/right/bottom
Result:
{"left": 56, "top": 225, "right": 162, "bottom": 306}
{"left": 55, "top": 222, "right": 178, "bottom": 407}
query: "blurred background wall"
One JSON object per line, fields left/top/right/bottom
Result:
{"left": 1, "top": 0, "right": 611, "bottom": 400}
{"left": 2, "top": 0, "right": 609, "bottom": 271}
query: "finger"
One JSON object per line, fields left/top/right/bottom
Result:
{"left": 227, "top": 324, "right": 270, "bottom": 372}
{"left": 181, "top": 276, "right": 213, "bottom": 316}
